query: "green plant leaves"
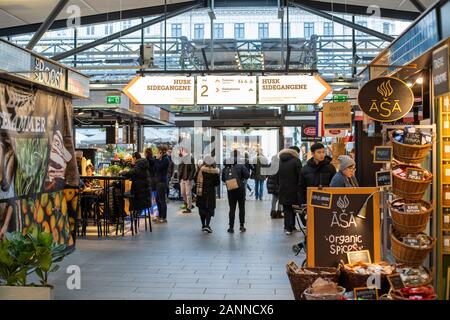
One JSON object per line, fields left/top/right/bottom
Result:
{"left": 0, "top": 229, "right": 67, "bottom": 287}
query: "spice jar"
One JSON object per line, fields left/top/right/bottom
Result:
{"left": 444, "top": 96, "right": 450, "bottom": 113}
{"left": 444, "top": 139, "right": 450, "bottom": 160}
{"left": 443, "top": 162, "right": 450, "bottom": 184}
{"left": 444, "top": 210, "right": 450, "bottom": 229}
{"left": 443, "top": 233, "right": 450, "bottom": 253}
{"left": 443, "top": 113, "right": 450, "bottom": 136}
{"left": 444, "top": 185, "right": 450, "bottom": 206}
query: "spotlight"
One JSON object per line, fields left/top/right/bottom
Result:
{"left": 416, "top": 77, "right": 424, "bottom": 85}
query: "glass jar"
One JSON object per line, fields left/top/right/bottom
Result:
{"left": 444, "top": 185, "right": 450, "bottom": 206}
{"left": 444, "top": 139, "right": 450, "bottom": 160}
{"left": 443, "top": 162, "right": 450, "bottom": 184}
{"left": 443, "top": 113, "right": 450, "bottom": 136}
{"left": 444, "top": 209, "right": 450, "bottom": 229}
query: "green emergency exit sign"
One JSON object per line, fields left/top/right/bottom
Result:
{"left": 107, "top": 96, "right": 121, "bottom": 104}
{"left": 333, "top": 95, "right": 348, "bottom": 102}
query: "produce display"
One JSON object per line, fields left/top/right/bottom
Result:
{"left": 307, "top": 278, "right": 341, "bottom": 295}
{"left": 392, "top": 285, "right": 436, "bottom": 300}
{"left": 342, "top": 261, "right": 395, "bottom": 275}
{"left": 392, "top": 165, "right": 432, "bottom": 181}
{"left": 393, "top": 126, "right": 432, "bottom": 145}
{"left": 394, "top": 232, "right": 434, "bottom": 248}
{"left": 395, "top": 266, "right": 431, "bottom": 287}
{"left": 390, "top": 201, "right": 428, "bottom": 213}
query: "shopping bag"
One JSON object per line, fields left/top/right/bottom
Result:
{"left": 150, "top": 191, "right": 159, "bottom": 217}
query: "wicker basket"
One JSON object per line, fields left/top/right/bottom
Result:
{"left": 390, "top": 131, "right": 432, "bottom": 164}
{"left": 390, "top": 285, "right": 437, "bottom": 300}
{"left": 391, "top": 165, "right": 432, "bottom": 200}
{"left": 338, "top": 265, "right": 391, "bottom": 295}
{"left": 286, "top": 267, "right": 340, "bottom": 300}
{"left": 394, "top": 264, "right": 433, "bottom": 288}
{"left": 388, "top": 199, "right": 432, "bottom": 234}
{"left": 390, "top": 228, "right": 436, "bottom": 267}
{"left": 303, "top": 286, "right": 346, "bottom": 300}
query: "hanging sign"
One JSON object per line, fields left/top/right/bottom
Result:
{"left": 323, "top": 102, "right": 352, "bottom": 130}
{"left": 433, "top": 45, "right": 449, "bottom": 97}
{"left": 123, "top": 76, "right": 195, "bottom": 105}
{"left": 197, "top": 76, "right": 256, "bottom": 105}
{"left": 307, "top": 187, "right": 381, "bottom": 268}
{"left": 258, "top": 75, "right": 332, "bottom": 104}
{"left": 357, "top": 77, "right": 414, "bottom": 122}
{"left": 375, "top": 171, "right": 392, "bottom": 188}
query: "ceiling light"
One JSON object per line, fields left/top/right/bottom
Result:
{"left": 406, "top": 82, "right": 414, "bottom": 88}
{"left": 416, "top": 77, "right": 423, "bottom": 85}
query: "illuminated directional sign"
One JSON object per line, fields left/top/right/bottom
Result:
{"left": 123, "top": 76, "right": 194, "bottom": 105}
{"left": 197, "top": 76, "right": 257, "bottom": 105}
{"left": 258, "top": 75, "right": 332, "bottom": 104}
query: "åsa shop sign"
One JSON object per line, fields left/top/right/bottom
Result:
{"left": 358, "top": 77, "right": 414, "bottom": 122}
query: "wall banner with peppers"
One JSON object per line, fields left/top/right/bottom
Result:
{"left": 0, "top": 81, "right": 79, "bottom": 248}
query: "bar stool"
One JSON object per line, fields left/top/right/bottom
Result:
{"left": 122, "top": 193, "right": 138, "bottom": 236}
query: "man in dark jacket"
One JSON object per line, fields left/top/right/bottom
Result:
{"left": 267, "top": 154, "right": 283, "bottom": 219}
{"left": 179, "top": 148, "right": 196, "bottom": 213}
{"left": 121, "top": 152, "right": 150, "bottom": 214}
{"left": 299, "top": 143, "right": 337, "bottom": 205}
{"left": 277, "top": 146, "right": 302, "bottom": 235}
{"left": 221, "top": 150, "right": 250, "bottom": 233}
{"left": 148, "top": 145, "right": 170, "bottom": 223}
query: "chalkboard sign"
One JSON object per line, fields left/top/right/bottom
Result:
{"left": 307, "top": 187, "right": 381, "bottom": 268}
{"left": 388, "top": 274, "right": 405, "bottom": 290}
{"left": 373, "top": 146, "right": 393, "bottom": 163}
{"left": 404, "top": 132, "right": 422, "bottom": 145}
{"left": 310, "top": 190, "right": 332, "bottom": 209}
{"left": 404, "top": 203, "right": 422, "bottom": 213}
{"left": 406, "top": 168, "right": 424, "bottom": 181}
{"left": 347, "top": 250, "right": 372, "bottom": 265}
{"left": 376, "top": 171, "right": 392, "bottom": 187}
{"left": 354, "top": 287, "right": 379, "bottom": 300}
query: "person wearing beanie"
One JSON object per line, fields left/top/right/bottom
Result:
{"left": 330, "top": 155, "right": 359, "bottom": 187}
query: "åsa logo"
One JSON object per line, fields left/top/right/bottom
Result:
{"left": 358, "top": 77, "right": 414, "bottom": 122}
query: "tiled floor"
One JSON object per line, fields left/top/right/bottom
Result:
{"left": 49, "top": 198, "right": 306, "bottom": 300}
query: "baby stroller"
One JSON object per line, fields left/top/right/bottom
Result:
{"left": 292, "top": 204, "right": 307, "bottom": 266}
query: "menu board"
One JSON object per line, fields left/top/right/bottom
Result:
{"left": 258, "top": 75, "right": 332, "bottom": 105}
{"left": 197, "top": 76, "right": 256, "bottom": 105}
{"left": 307, "top": 188, "right": 381, "bottom": 267}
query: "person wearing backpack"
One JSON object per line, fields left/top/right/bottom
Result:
{"left": 221, "top": 150, "right": 250, "bottom": 233}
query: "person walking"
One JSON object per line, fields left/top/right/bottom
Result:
{"left": 277, "top": 146, "right": 302, "bottom": 235}
{"left": 252, "top": 150, "right": 268, "bottom": 200}
{"left": 149, "top": 145, "right": 170, "bottom": 223}
{"left": 299, "top": 142, "right": 337, "bottom": 205}
{"left": 120, "top": 152, "right": 150, "bottom": 218}
{"left": 166, "top": 148, "right": 174, "bottom": 198}
{"left": 267, "top": 155, "right": 282, "bottom": 219}
{"left": 244, "top": 152, "right": 255, "bottom": 198}
{"left": 195, "top": 155, "right": 220, "bottom": 233}
{"left": 222, "top": 150, "right": 250, "bottom": 233}
{"left": 330, "top": 155, "right": 359, "bottom": 187}
{"left": 179, "top": 148, "right": 196, "bottom": 213}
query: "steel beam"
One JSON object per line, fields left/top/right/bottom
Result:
{"left": 289, "top": 1, "right": 395, "bottom": 42}
{"left": 26, "top": 0, "right": 69, "bottom": 50}
{"left": 0, "top": 1, "right": 203, "bottom": 37}
{"left": 409, "top": 0, "right": 426, "bottom": 12}
{"left": 52, "top": 3, "right": 201, "bottom": 61}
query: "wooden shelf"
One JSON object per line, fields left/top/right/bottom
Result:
{"left": 443, "top": 229, "right": 450, "bottom": 232}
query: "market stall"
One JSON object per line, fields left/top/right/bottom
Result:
{"left": 0, "top": 38, "right": 90, "bottom": 250}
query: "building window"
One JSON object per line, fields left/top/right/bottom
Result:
{"left": 356, "top": 21, "right": 367, "bottom": 36}
{"left": 214, "top": 23, "right": 224, "bottom": 39}
{"left": 105, "top": 24, "right": 113, "bottom": 35}
{"left": 171, "top": 23, "right": 182, "bottom": 38}
{"left": 383, "top": 22, "right": 392, "bottom": 35}
{"left": 234, "top": 23, "right": 245, "bottom": 39}
{"left": 122, "top": 20, "right": 132, "bottom": 29}
{"left": 145, "top": 26, "right": 151, "bottom": 35}
{"left": 86, "top": 25, "right": 95, "bottom": 36}
{"left": 323, "top": 22, "right": 333, "bottom": 36}
{"left": 258, "top": 23, "right": 269, "bottom": 39}
{"left": 194, "top": 23, "right": 204, "bottom": 39}
{"left": 304, "top": 22, "right": 314, "bottom": 38}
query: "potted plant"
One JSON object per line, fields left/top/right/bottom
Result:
{"left": 0, "top": 228, "right": 66, "bottom": 300}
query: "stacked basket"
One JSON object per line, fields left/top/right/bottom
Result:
{"left": 388, "top": 129, "right": 436, "bottom": 299}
